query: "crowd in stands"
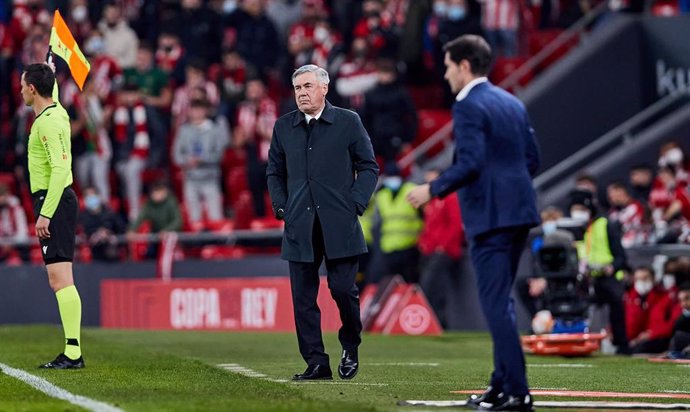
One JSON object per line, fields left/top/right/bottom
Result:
{"left": 0, "top": 0, "right": 687, "bottom": 268}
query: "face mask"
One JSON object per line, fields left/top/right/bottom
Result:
{"left": 85, "top": 195, "right": 101, "bottom": 211}
{"left": 542, "top": 221, "right": 557, "bottom": 235}
{"left": 683, "top": 308, "right": 690, "bottom": 317}
{"left": 447, "top": 5, "right": 466, "bottom": 21}
{"left": 433, "top": 2, "right": 447, "bottom": 16}
{"left": 107, "top": 21, "right": 118, "bottom": 29}
{"left": 314, "top": 26, "right": 329, "bottom": 43}
{"left": 571, "top": 210, "right": 590, "bottom": 223}
{"left": 383, "top": 176, "right": 403, "bottom": 191}
{"left": 662, "top": 274, "right": 676, "bottom": 290}
{"left": 634, "top": 280, "right": 654, "bottom": 296}
{"left": 665, "top": 148, "right": 684, "bottom": 166}
{"left": 85, "top": 37, "right": 104, "bottom": 55}
{"left": 72, "top": 5, "right": 88, "bottom": 22}
{"left": 223, "top": 0, "right": 237, "bottom": 14}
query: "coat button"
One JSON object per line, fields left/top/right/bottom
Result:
{"left": 309, "top": 147, "right": 312, "bottom": 150}
{"left": 307, "top": 207, "right": 311, "bottom": 211}
{"left": 317, "top": 205, "right": 320, "bottom": 209}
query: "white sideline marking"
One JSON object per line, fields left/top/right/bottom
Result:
{"left": 665, "top": 391, "right": 690, "bottom": 394}
{"left": 528, "top": 363, "right": 593, "bottom": 368}
{"left": 0, "top": 362, "right": 123, "bottom": 412}
{"left": 368, "top": 362, "right": 439, "bottom": 367}
{"left": 401, "top": 400, "right": 690, "bottom": 409}
{"left": 217, "top": 363, "right": 288, "bottom": 383}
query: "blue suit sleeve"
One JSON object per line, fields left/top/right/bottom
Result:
{"left": 430, "top": 102, "right": 485, "bottom": 199}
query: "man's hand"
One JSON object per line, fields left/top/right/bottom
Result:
{"left": 36, "top": 216, "right": 51, "bottom": 239}
{"left": 528, "top": 277, "right": 548, "bottom": 297}
{"left": 407, "top": 183, "right": 432, "bottom": 209}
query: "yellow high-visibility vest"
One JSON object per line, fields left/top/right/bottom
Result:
{"left": 375, "top": 183, "right": 423, "bottom": 253}
{"left": 577, "top": 217, "right": 624, "bottom": 280}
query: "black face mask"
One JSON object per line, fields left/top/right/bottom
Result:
{"left": 365, "top": 11, "right": 380, "bottom": 18}
{"left": 107, "top": 22, "right": 117, "bottom": 29}
{"left": 163, "top": 45, "right": 174, "bottom": 53}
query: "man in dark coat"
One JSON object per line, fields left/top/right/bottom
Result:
{"left": 407, "top": 35, "right": 540, "bottom": 412}
{"left": 267, "top": 64, "right": 379, "bottom": 381}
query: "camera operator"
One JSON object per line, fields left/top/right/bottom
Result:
{"left": 570, "top": 190, "right": 631, "bottom": 354}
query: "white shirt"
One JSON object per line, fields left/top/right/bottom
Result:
{"left": 304, "top": 106, "right": 325, "bottom": 124}
{"left": 455, "top": 77, "right": 489, "bottom": 102}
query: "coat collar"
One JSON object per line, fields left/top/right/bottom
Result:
{"left": 292, "top": 100, "right": 335, "bottom": 127}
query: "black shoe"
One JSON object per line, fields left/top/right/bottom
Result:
{"left": 466, "top": 386, "right": 503, "bottom": 409}
{"left": 338, "top": 349, "right": 358, "bottom": 380}
{"left": 479, "top": 394, "right": 534, "bottom": 411}
{"left": 39, "top": 353, "right": 85, "bottom": 369}
{"left": 292, "top": 364, "right": 333, "bottom": 381}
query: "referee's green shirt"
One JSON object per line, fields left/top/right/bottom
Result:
{"left": 28, "top": 82, "right": 73, "bottom": 219}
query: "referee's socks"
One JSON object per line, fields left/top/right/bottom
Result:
{"left": 56, "top": 285, "right": 82, "bottom": 360}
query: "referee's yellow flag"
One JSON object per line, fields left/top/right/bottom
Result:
{"left": 49, "top": 10, "right": 91, "bottom": 91}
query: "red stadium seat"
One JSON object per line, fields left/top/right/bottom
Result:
{"left": 226, "top": 167, "right": 249, "bottom": 206}
{"left": 651, "top": 0, "right": 681, "bottom": 15}
{"left": 527, "top": 29, "right": 577, "bottom": 72}
{"left": 200, "top": 245, "right": 247, "bottom": 260}
{"left": 233, "top": 190, "right": 254, "bottom": 230}
{"left": 490, "top": 56, "right": 532, "bottom": 88}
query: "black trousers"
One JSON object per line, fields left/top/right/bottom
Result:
{"left": 592, "top": 276, "right": 628, "bottom": 348}
{"left": 419, "top": 253, "right": 459, "bottom": 328}
{"left": 289, "top": 216, "right": 362, "bottom": 366}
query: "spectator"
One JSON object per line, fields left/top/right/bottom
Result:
{"left": 657, "top": 140, "right": 689, "bottom": 186}
{"left": 224, "top": 0, "right": 281, "bottom": 79}
{"left": 480, "top": 0, "right": 520, "bottom": 57}
{"left": 99, "top": 3, "right": 139, "bottom": 69}
{"left": 265, "top": 0, "right": 304, "bottom": 44}
{"left": 123, "top": 43, "right": 171, "bottom": 168}
{"left": 667, "top": 283, "right": 690, "bottom": 359}
{"left": 234, "top": 78, "right": 277, "bottom": 217}
{"left": 395, "top": 0, "right": 430, "bottom": 82}
{"left": 334, "top": 36, "right": 378, "bottom": 111}
{"left": 79, "top": 187, "right": 125, "bottom": 262}
{"left": 651, "top": 166, "right": 690, "bottom": 242}
{"left": 213, "top": 48, "right": 252, "bottom": 126}
{"left": 361, "top": 59, "right": 417, "bottom": 163}
{"left": 82, "top": 29, "right": 123, "bottom": 104}
{"left": 418, "top": 168, "right": 463, "bottom": 328}
{"left": 628, "top": 164, "right": 653, "bottom": 205}
{"left": 570, "top": 190, "right": 630, "bottom": 354}
{"left": 127, "top": 181, "right": 183, "bottom": 258}
{"left": 372, "top": 163, "right": 423, "bottom": 283}
{"left": 607, "top": 181, "right": 646, "bottom": 247}
{"left": 575, "top": 172, "right": 598, "bottom": 195}
{"left": 112, "top": 81, "right": 150, "bottom": 221}
{"left": 624, "top": 267, "right": 681, "bottom": 354}
{"left": 353, "top": 0, "right": 399, "bottom": 58}
{"left": 0, "top": 0, "right": 50, "bottom": 59}
{"left": 0, "top": 182, "right": 28, "bottom": 263}
{"left": 171, "top": 59, "right": 220, "bottom": 130}
{"left": 123, "top": 43, "right": 173, "bottom": 112}
{"left": 65, "top": 0, "right": 93, "bottom": 44}
{"left": 66, "top": 77, "right": 113, "bottom": 200}
{"left": 155, "top": 31, "right": 187, "bottom": 85}
{"left": 172, "top": 98, "right": 229, "bottom": 227}
{"left": 288, "top": 2, "right": 342, "bottom": 72}
{"left": 165, "top": 0, "right": 222, "bottom": 66}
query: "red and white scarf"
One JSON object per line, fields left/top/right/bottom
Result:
{"left": 113, "top": 102, "right": 150, "bottom": 159}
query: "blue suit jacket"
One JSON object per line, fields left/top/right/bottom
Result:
{"left": 430, "top": 81, "right": 541, "bottom": 239}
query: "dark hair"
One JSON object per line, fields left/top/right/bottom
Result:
{"left": 23, "top": 64, "right": 55, "bottom": 98}
{"left": 607, "top": 181, "right": 628, "bottom": 192}
{"left": 679, "top": 282, "right": 690, "bottom": 292}
{"left": 442, "top": 35, "right": 492, "bottom": 76}
{"left": 190, "top": 98, "right": 209, "bottom": 108}
{"left": 186, "top": 58, "right": 207, "bottom": 73}
{"left": 575, "top": 173, "right": 597, "bottom": 185}
{"left": 635, "top": 266, "right": 654, "bottom": 276}
{"left": 630, "top": 163, "right": 652, "bottom": 172}
{"left": 376, "top": 58, "right": 398, "bottom": 75}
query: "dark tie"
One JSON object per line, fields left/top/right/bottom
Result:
{"left": 308, "top": 118, "right": 316, "bottom": 129}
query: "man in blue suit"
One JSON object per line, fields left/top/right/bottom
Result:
{"left": 407, "top": 35, "right": 540, "bottom": 412}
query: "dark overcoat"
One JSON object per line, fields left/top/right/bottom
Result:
{"left": 267, "top": 101, "right": 379, "bottom": 262}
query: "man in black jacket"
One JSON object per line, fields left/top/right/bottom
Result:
{"left": 669, "top": 283, "right": 690, "bottom": 359}
{"left": 267, "top": 64, "right": 379, "bottom": 381}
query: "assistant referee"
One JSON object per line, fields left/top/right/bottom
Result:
{"left": 20, "top": 63, "right": 84, "bottom": 369}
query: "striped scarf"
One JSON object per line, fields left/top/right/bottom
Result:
{"left": 113, "top": 103, "right": 149, "bottom": 159}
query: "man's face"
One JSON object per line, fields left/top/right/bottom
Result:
{"left": 20, "top": 74, "right": 35, "bottom": 107}
{"left": 104, "top": 6, "right": 120, "bottom": 25}
{"left": 293, "top": 72, "right": 327, "bottom": 115}
{"left": 151, "top": 188, "right": 168, "bottom": 203}
{"left": 444, "top": 53, "right": 469, "bottom": 94}
{"left": 136, "top": 49, "right": 153, "bottom": 72}
{"left": 679, "top": 290, "right": 690, "bottom": 311}
{"left": 607, "top": 187, "right": 627, "bottom": 207}
{"left": 634, "top": 269, "right": 653, "bottom": 284}
{"left": 630, "top": 169, "right": 652, "bottom": 187}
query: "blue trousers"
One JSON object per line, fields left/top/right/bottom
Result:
{"left": 470, "top": 225, "right": 530, "bottom": 397}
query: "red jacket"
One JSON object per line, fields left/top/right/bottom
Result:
{"left": 418, "top": 194, "right": 463, "bottom": 259}
{"left": 625, "top": 286, "right": 682, "bottom": 341}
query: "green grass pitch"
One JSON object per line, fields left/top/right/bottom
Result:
{"left": 1, "top": 325, "right": 689, "bottom": 411}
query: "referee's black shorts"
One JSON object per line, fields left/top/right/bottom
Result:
{"left": 32, "top": 187, "right": 78, "bottom": 265}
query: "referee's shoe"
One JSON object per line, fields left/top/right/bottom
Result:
{"left": 39, "top": 353, "right": 85, "bottom": 369}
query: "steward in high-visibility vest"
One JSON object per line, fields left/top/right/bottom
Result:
{"left": 570, "top": 189, "right": 630, "bottom": 353}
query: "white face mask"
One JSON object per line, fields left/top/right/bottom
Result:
{"left": 383, "top": 176, "right": 403, "bottom": 191}
{"left": 662, "top": 274, "right": 676, "bottom": 290}
{"left": 571, "top": 210, "right": 590, "bottom": 223}
{"left": 223, "top": 0, "right": 237, "bottom": 14}
{"left": 683, "top": 308, "right": 690, "bottom": 317}
{"left": 542, "top": 221, "right": 557, "bottom": 235}
{"left": 634, "top": 280, "right": 654, "bottom": 296}
{"left": 665, "top": 148, "right": 684, "bottom": 166}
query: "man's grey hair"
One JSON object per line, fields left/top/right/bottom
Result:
{"left": 292, "top": 64, "right": 330, "bottom": 86}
